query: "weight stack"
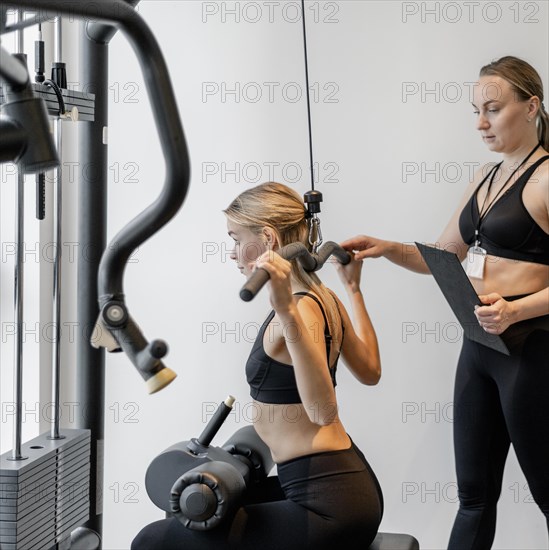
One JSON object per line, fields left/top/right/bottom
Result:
{"left": 0, "top": 429, "right": 91, "bottom": 550}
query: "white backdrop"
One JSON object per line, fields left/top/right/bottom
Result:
{"left": 1, "top": 1, "right": 548, "bottom": 549}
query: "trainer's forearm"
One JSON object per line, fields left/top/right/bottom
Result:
{"left": 511, "top": 287, "right": 549, "bottom": 323}
{"left": 382, "top": 241, "right": 430, "bottom": 274}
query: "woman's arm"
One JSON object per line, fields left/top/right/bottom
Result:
{"left": 279, "top": 298, "right": 340, "bottom": 425}
{"left": 256, "top": 251, "right": 339, "bottom": 426}
{"left": 332, "top": 258, "right": 380, "bottom": 384}
{"left": 475, "top": 287, "right": 549, "bottom": 334}
{"left": 339, "top": 236, "right": 430, "bottom": 274}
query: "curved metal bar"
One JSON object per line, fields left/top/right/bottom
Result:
{"left": 86, "top": 0, "right": 141, "bottom": 45}
{"left": 239, "top": 241, "right": 351, "bottom": 302}
{"left": 315, "top": 240, "right": 351, "bottom": 266}
{"left": 7, "top": 0, "right": 190, "bottom": 391}
{"left": 8, "top": 0, "right": 191, "bottom": 304}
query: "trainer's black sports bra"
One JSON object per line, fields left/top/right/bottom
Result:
{"left": 245, "top": 292, "right": 343, "bottom": 405}
{"left": 458, "top": 156, "right": 549, "bottom": 265}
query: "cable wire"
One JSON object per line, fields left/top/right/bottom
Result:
{"left": 301, "top": 0, "right": 315, "bottom": 191}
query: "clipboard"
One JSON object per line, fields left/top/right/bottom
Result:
{"left": 415, "top": 242, "right": 510, "bottom": 355}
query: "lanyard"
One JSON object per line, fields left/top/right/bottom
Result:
{"left": 475, "top": 142, "right": 541, "bottom": 247}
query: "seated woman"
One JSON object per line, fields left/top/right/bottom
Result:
{"left": 132, "top": 182, "right": 383, "bottom": 549}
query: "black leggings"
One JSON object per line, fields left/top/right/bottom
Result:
{"left": 448, "top": 311, "right": 549, "bottom": 549}
{"left": 131, "top": 442, "right": 383, "bottom": 550}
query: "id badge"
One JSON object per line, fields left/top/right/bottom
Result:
{"left": 464, "top": 246, "right": 486, "bottom": 279}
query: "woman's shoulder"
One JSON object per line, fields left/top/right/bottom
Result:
{"left": 293, "top": 291, "right": 325, "bottom": 312}
{"left": 295, "top": 287, "right": 341, "bottom": 307}
{"left": 525, "top": 154, "right": 549, "bottom": 199}
{"left": 292, "top": 289, "right": 341, "bottom": 323}
{"left": 530, "top": 153, "right": 549, "bottom": 180}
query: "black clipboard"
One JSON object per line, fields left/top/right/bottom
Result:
{"left": 415, "top": 242, "right": 510, "bottom": 355}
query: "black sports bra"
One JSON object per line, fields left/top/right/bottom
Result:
{"left": 458, "top": 156, "right": 549, "bottom": 265}
{"left": 245, "top": 292, "right": 343, "bottom": 405}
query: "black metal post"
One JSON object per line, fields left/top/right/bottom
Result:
{"left": 77, "top": 25, "right": 109, "bottom": 541}
{"left": 76, "top": 3, "right": 141, "bottom": 542}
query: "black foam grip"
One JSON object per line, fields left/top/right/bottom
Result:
{"left": 169, "top": 462, "right": 246, "bottom": 531}
{"left": 239, "top": 243, "right": 316, "bottom": 302}
{"left": 316, "top": 241, "right": 351, "bottom": 267}
{"left": 239, "top": 241, "right": 350, "bottom": 302}
{"left": 239, "top": 268, "right": 270, "bottom": 302}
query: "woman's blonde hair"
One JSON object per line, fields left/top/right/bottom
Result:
{"left": 224, "top": 181, "right": 343, "bottom": 348}
{"left": 480, "top": 56, "right": 549, "bottom": 150}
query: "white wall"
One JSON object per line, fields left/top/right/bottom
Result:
{"left": 2, "top": 1, "right": 548, "bottom": 549}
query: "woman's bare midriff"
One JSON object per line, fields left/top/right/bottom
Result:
{"left": 251, "top": 400, "right": 352, "bottom": 463}
{"left": 470, "top": 255, "right": 548, "bottom": 297}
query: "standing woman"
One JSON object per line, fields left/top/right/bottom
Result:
{"left": 342, "top": 56, "right": 549, "bottom": 549}
{"left": 132, "top": 182, "right": 383, "bottom": 549}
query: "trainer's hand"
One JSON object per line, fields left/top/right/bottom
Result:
{"left": 340, "top": 235, "right": 390, "bottom": 260}
{"left": 474, "top": 293, "right": 516, "bottom": 335}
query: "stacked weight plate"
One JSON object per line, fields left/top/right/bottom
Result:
{"left": 0, "top": 429, "right": 91, "bottom": 550}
